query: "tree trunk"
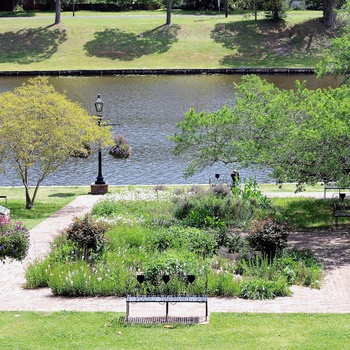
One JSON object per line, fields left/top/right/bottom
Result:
{"left": 166, "top": 0, "right": 171, "bottom": 25}
{"left": 54, "top": 0, "right": 61, "bottom": 25}
{"left": 323, "top": 0, "right": 337, "bottom": 28}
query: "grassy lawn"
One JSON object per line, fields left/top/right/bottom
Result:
{"left": 0, "top": 312, "right": 349, "bottom": 349}
{"left": 0, "top": 186, "right": 89, "bottom": 229}
{"left": 0, "top": 10, "right": 328, "bottom": 71}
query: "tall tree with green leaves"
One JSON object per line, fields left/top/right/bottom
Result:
{"left": 171, "top": 75, "right": 350, "bottom": 187}
{"left": 0, "top": 77, "right": 113, "bottom": 209}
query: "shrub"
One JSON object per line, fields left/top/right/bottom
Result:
{"left": 24, "top": 258, "right": 50, "bottom": 288}
{"left": 64, "top": 214, "right": 108, "bottom": 263}
{"left": 247, "top": 217, "right": 289, "bottom": 260}
{"left": 0, "top": 216, "right": 30, "bottom": 262}
{"left": 278, "top": 248, "right": 323, "bottom": 288}
{"left": 91, "top": 197, "right": 121, "bottom": 217}
{"left": 239, "top": 276, "right": 291, "bottom": 300}
{"left": 48, "top": 260, "right": 127, "bottom": 297}
{"left": 149, "top": 226, "right": 218, "bottom": 258}
{"left": 207, "top": 271, "right": 241, "bottom": 297}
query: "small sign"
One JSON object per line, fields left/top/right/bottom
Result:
{"left": 0, "top": 205, "right": 10, "bottom": 216}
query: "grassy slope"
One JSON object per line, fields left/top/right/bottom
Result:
{"left": 0, "top": 10, "right": 332, "bottom": 71}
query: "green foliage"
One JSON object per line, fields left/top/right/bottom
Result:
{"left": 149, "top": 226, "right": 218, "bottom": 258}
{"left": 23, "top": 188, "right": 324, "bottom": 299}
{"left": 207, "top": 271, "right": 241, "bottom": 297}
{"left": 173, "top": 182, "right": 268, "bottom": 230}
{"left": 24, "top": 258, "right": 50, "bottom": 288}
{"left": 247, "top": 217, "right": 289, "bottom": 259}
{"left": 64, "top": 214, "right": 108, "bottom": 263}
{"left": 0, "top": 216, "right": 29, "bottom": 262}
{"left": 239, "top": 276, "right": 291, "bottom": 299}
{"left": 173, "top": 75, "right": 350, "bottom": 188}
{"left": 142, "top": 251, "right": 206, "bottom": 284}
{"left": 91, "top": 196, "right": 122, "bottom": 217}
{"left": 278, "top": 248, "right": 323, "bottom": 288}
{"left": 48, "top": 259, "right": 127, "bottom": 297}
{"left": 0, "top": 77, "right": 113, "bottom": 209}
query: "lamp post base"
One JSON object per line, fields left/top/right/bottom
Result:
{"left": 90, "top": 182, "right": 109, "bottom": 195}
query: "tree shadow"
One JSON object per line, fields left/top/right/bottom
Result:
{"left": 210, "top": 18, "right": 331, "bottom": 67}
{"left": 84, "top": 24, "right": 180, "bottom": 61}
{"left": 0, "top": 26, "right": 67, "bottom": 64}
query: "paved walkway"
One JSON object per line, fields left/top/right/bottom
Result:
{"left": 1, "top": 191, "right": 350, "bottom": 317}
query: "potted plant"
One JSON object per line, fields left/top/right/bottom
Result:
{"left": 108, "top": 135, "right": 132, "bottom": 159}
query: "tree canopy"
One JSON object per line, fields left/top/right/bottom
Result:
{"left": 171, "top": 75, "right": 350, "bottom": 187}
{"left": 0, "top": 77, "right": 113, "bottom": 209}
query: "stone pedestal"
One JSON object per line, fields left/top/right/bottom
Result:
{"left": 90, "top": 183, "right": 109, "bottom": 195}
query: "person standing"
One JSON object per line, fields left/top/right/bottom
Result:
{"left": 231, "top": 169, "right": 240, "bottom": 188}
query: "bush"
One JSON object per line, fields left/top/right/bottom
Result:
{"left": 278, "top": 248, "right": 323, "bottom": 288}
{"left": 24, "top": 258, "right": 51, "bottom": 288}
{"left": 149, "top": 226, "right": 218, "bottom": 258}
{"left": 48, "top": 259, "right": 127, "bottom": 297}
{"left": 207, "top": 271, "right": 241, "bottom": 297}
{"left": 0, "top": 216, "right": 30, "bottom": 262}
{"left": 64, "top": 214, "right": 108, "bottom": 263}
{"left": 247, "top": 217, "right": 289, "bottom": 260}
{"left": 239, "top": 276, "right": 291, "bottom": 300}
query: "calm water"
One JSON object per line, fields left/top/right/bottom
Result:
{"left": 0, "top": 74, "right": 340, "bottom": 186}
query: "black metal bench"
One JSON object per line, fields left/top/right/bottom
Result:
{"left": 333, "top": 194, "right": 350, "bottom": 227}
{"left": 209, "top": 173, "right": 232, "bottom": 188}
{"left": 125, "top": 274, "right": 208, "bottom": 323}
{"left": 324, "top": 182, "right": 350, "bottom": 199}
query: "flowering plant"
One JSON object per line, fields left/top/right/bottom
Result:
{"left": 0, "top": 216, "right": 30, "bottom": 262}
{"left": 108, "top": 135, "right": 132, "bottom": 159}
{"left": 71, "top": 144, "right": 92, "bottom": 159}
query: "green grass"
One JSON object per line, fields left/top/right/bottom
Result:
{"left": 0, "top": 312, "right": 350, "bottom": 349}
{"left": 0, "top": 10, "right": 328, "bottom": 71}
{"left": 0, "top": 186, "right": 89, "bottom": 229}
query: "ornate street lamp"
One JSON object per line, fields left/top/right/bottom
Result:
{"left": 95, "top": 94, "right": 105, "bottom": 185}
{"left": 90, "top": 94, "right": 109, "bottom": 195}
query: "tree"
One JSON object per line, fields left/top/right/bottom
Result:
{"left": 323, "top": 0, "right": 338, "bottom": 28}
{"left": 171, "top": 75, "right": 350, "bottom": 187}
{"left": 166, "top": 0, "right": 172, "bottom": 25}
{"left": 0, "top": 77, "right": 113, "bottom": 209}
{"left": 55, "top": 0, "right": 61, "bottom": 25}
{"left": 317, "top": 0, "right": 350, "bottom": 82}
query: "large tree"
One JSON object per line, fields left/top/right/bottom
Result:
{"left": 317, "top": 0, "right": 350, "bottom": 82}
{"left": 171, "top": 75, "right": 350, "bottom": 187}
{"left": 0, "top": 77, "right": 113, "bottom": 209}
{"left": 55, "top": 0, "right": 61, "bottom": 25}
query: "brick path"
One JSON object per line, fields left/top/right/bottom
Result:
{"left": 1, "top": 192, "right": 350, "bottom": 316}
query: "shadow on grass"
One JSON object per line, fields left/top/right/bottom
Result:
{"left": 210, "top": 17, "right": 330, "bottom": 67}
{"left": 0, "top": 26, "right": 67, "bottom": 64}
{"left": 84, "top": 24, "right": 179, "bottom": 61}
{"left": 273, "top": 198, "right": 335, "bottom": 229}
{"left": 0, "top": 11, "right": 35, "bottom": 17}
{"left": 48, "top": 193, "right": 76, "bottom": 198}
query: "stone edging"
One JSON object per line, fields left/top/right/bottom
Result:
{"left": 0, "top": 68, "right": 315, "bottom": 77}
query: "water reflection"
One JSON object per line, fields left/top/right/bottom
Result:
{"left": 0, "top": 74, "right": 340, "bottom": 186}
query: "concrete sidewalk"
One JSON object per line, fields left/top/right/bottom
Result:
{"left": 1, "top": 191, "right": 349, "bottom": 316}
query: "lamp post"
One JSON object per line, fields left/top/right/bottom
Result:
{"left": 90, "top": 94, "right": 109, "bottom": 195}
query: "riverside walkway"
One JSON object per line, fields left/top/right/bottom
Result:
{"left": 1, "top": 192, "right": 350, "bottom": 316}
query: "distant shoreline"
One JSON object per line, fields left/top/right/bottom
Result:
{"left": 0, "top": 68, "right": 316, "bottom": 77}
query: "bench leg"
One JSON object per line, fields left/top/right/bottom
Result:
{"left": 166, "top": 301, "right": 169, "bottom": 322}
{"left": 126, "top": 301, "right": 129, "bottom": 322}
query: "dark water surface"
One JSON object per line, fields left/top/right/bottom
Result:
{"left": 0, "top": 74, "right": 340, "bottom": 186}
